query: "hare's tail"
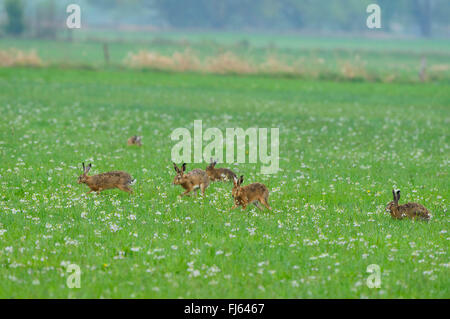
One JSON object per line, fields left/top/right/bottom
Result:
{"left": 130, "top": 179, "right": 136, "bottom": 185}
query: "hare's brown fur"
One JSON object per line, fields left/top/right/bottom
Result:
{"left": 206, "top": 158, "right": 236, "bottom": 182}
{"left": 232, "top": 175, "right": 271, "bottom": 210}
{"left": 128, "top": 135, "right": 142, "bottom": 146}
{"left": 173, "top": 163, "right": 210, "bottom": 197}
{"left": 78, "top": 163, "right": 134, "bottom": 194}
{"left": 386, "top": 189, "right": 431, "bottom": 221}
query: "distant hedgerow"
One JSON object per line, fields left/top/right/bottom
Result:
{"left": 0, "top": 49, "right": 43, "bottom": 67}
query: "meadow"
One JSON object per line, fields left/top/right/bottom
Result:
{"left": 0, "top": 33, "right": 449, "bottom": 298}
{"left": 0, "top": 66, "right": 448, "bottom": 298}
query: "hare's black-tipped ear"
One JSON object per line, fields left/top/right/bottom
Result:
{"left": 396, "top": 190, "right": 401, "bottom": 201}
{"left": 173, "top": 162, "right": 179, "bottom": 173}
{"left": 82, "top": 162, "right": 85, "bottom": 171}
{"left": 233, "top": 176, "right": 238, "bottom": 187}
{"left": 182, "top": 163, "right": 186, "bottom": 172}
{"left": 392, "top": 189, "right": 396, "bottom": 201}
{"left": 239, "top": 175, "right": 244, "bottom": 185}
{"left": 85, "top": 163, "right": 92, "bottom": 173}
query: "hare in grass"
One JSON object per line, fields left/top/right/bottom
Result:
{"left": 127, "top": 135, "right": 142, "bottom": 147}
{"left": 231, "top": 175, "right": 271, "bottom": 210}
{"left": 77, "top": 163, "right": 135, "bottom": 194}
{"left": 386, "top": 189, "right": 431, "bottom": 221}
{"left": 172, "top": 163, "right": 210, "bottom": 197}
{"left": 205, "top": 158, "right": 236, "bottom": 182}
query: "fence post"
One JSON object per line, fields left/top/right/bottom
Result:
{"left": 103, "top": 43, "right": 110, "bottom": 65}
{"left": 419, "top": 56, "right": 427, "bottom": 82}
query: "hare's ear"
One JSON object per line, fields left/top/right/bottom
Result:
{"left": 86, "top": 163, "right": 92, "bottom": 174}
{"left": 233, "top": 176, "right": 238, "bottom": 187}
{"left": 181, "top": 163, "right": 186, "bottom": 173}
{"left": 173, "top": 162, "right": 180, "bottom": 173}
{"left": 239, "top": 175, "right": 244, "bottom": 186}
{"left": 396, "top": 190, "right": 401, "bottom": 201}
{"left": 82, "top": 162, "right": 86, "bottom": 173}
{"left": 214, "top": 159, "right": 217, "bottom": 166}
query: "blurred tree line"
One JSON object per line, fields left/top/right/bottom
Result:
{"left": 1, "top": 0, "right": 61, "bottom": 38}
{"left": 150, "top": 0, "right": 448, "bottom": 36}
{"left": 1, "top": 0, "right": 448, "bottom": 37}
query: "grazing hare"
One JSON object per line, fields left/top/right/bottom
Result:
{"left": 127, "top": 135, "right": 142, "bottom": 146}
{"left": 205, "top": 158, "right": 236, "bottom": 182}
{"left": 173, "top": 163, "right": 210, "bottom": 197}
{"left": 386, "top": 189, "right": 431, "bottom": 221}
{"left": 231, "top": 175, "right": 271, "bottom": 210}
{"left": 77, "top": 163, "right": 135, "bottom": 194}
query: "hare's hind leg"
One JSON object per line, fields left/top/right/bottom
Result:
{"left": 87, "top": 187, "right": 100, "bottom": 194}
{"left": 260, "top": 196, "right": 271, "bottom": 210}
{"left": 200, "top": 183, "right": 207, "bottom": 196}
{"left": 413, "top": 209, "right": 430, "bottom": 221}
{"left": 181, "top": 188, "right": 192, "bottom": 197}
{"left": 117, "top": 184, "right": 133, "bottom": 193}
{"left": 253, "top": 201, "right": 264, "bottom": 210}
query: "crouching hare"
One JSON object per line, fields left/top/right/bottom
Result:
{"left": 232, "top": 175, "right": 271, "bottom": 210}
{"left": 127, "top": 135, "right": 142, "bottom": 147}
{"left": 386, "top": 189, "right": 431, "bottom": 221}
{"left": 173, "top": 163, "right": 210, "bottom": 197}
{"left": 205, "top": 158, "right": 236, "bottom": 182}
{"left": 78, "top": 163, "right": 135, "bottom": 194}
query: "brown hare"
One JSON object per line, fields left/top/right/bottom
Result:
{"left": 386, "top": 189, "right": 431, "bottom": 221}
{"left": 77, "top": 163, "right": 135, "bottom": 194}
{"left": 205, "top": 158, "right": 236, "bottom": 182}
{"left": 173, "top": 163, "right": 210, "bottom": 197}
{"left": 232, "top": 175, "right": 271, "bottom": 210}
{"left": 127, "top": 135, "right": 142, "bottom": 147}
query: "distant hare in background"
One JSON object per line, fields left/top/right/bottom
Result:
{"left": 386, "top": 189, "right": 431, "bottom": 221}
{"left": 232, "top": 175, "right": 271, "bottom": 210}
{"left": 173, "top": 163, "right": 210, "bottom": 197}
{"left": 128, "top": 135, "right": 142, "bottom": 146}
{"left": 78, "top": 163, "right": 135, "bottom": 194}
{"left": 205, "top": 158, "right": 236, "bottom": 182}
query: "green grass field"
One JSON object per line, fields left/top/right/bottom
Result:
{"left": 0, "top": 65, "right": 448, "bottom": 298}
